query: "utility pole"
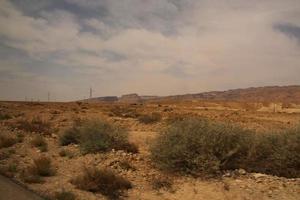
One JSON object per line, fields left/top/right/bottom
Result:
{"left": 89, "top": 87, "right": 92, "bottom": 99}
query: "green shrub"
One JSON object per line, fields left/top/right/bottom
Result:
{"left": 64, "top": 120, "right": 138, "bottom": 154}
{"left": 138, "top": 113, "right": 161, "bottom": 124}
{"left": 54, "top": 190, "right": 76, "bottom": 200}
{"left": 16, "top": 117, "right": 51, "bottom": 133}
{"left": 0, "top": 134, "right": 17, "bottom": 148}
{"left": 151, "top": 118, "right": 300, "bottom": 178}
{"left": 150, "top": 118, "right": 252, "bottom": 176}
{"left": 71, "top": 167, "right": 132, "bottom": 199}
{"left": 59, "top": 127, "right": 80, "bottom": 146}
{"left": 31, "top": 135, "right": 48, "bottom": 152}
{"left": 243, "top": 127, "right": 300, "bottom": 178}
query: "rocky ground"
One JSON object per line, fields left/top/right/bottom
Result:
{"left": 0, "top": 101, "right": 299, "bottom": 200}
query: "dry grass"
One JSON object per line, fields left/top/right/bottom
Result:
{"left": 0, "top": 134, "right": 17, "bottom": 148}
{"left": 138, "top": 112, "right": 161, "bottom": 124}
{"left": 0, "top": 112, "right": 12, "bottom": 120}
{"left": 21, "top": 156, "right": 55, "bottom": 183}
{"left": 54, "top": 190, "right": 76, "bottom": 200}
{"left": 16, "top": 117, "right": 51, "bottom": 134}
{"left": 31, "top": 135, "right": 48, "bottom": 152}
{"left": 71, "top": 167, "right": 132, "bottom": 199}
{"left": 151, "top": 176, "right": 173, "bottom": 191}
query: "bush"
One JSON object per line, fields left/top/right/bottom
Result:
{"left": 64, "top": 120, "right": 138, "bottom": 154}
{"left": 109, "top": 106, "right": 140, "bottom": 118}
{"left": 0, "top": 112, "right": 12, "bottom": 120}
{"left": 16, "top": 117, "right": 51, "bottom": 133}
{"left": 0, "top": 134, "right": 17, "bottom": 148}
{"left": 54, "top": 190, "right": 76, "bottom": 200}
{"left": 151, "top": 176, "right": 173, "bottom": 190}
{"left": 20, "top": 166, "right": 43, "bottom": 183}
{"left": 243, "top": 127, "right": 300, "bottom": 178}
{"left": 150, "top": 118, "right": 252, "bottom": 176}
{"left": 59, "top": 127, "right": 81, "bottom": 146}
{"left": 71, "top": 167, "right": 132, "bottom": 199}
{"left": 21, "top": 156, "right": 55, "bottom": 183}
{"left": 59, "top": 149, "right": 74, "bottom": 159}
{"left": 33, "top": 156, "right": 55, "bottom": 176}
{"left": 151, "top": 118, "right": 300, "bottom": 178}
{"left": 0, "top": 163, "right": 17, "bottom": 178}
{"left": 31, "top": 135, "right": 48, "bottom": 152}
{"left": 138, "top": 113, "right": 161, "bottom": 124}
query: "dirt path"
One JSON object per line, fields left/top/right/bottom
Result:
{"left": 0, "top": 175, "right": 44, "bottom": 200}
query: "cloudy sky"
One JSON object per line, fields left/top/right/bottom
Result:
{"left": 0, "top": 0, "right": 300, "bottom": 101}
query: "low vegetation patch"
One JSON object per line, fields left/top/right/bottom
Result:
{"left": 54, "top": 190, "right": 76, "bottom": 200}
{"left": 0, "top": 134, "right": 17, "bottom": 148}
{"left": 138, "top": 112, "right": 161, "bottom": 124}
{"left": 0, "top": 163, "right": 17, "bottom": 178}
{"left": 16, "top": 117, "right": 51, "bottom": 134}
{"left": 150, "top": 118, "right": 300, "bottom": 178}
{"left": 59, "top": 126, "right": 81, "bottom": 146}
{"left": 109, "top": 106, "right": 140, "bottom": 118}
{"left": 0, "top": 112, "right": 12, "bottom": 120}
{"left": 59, "top": 149, "right": 74, "bottom": 159}
{"left": 31, "top": 135, "right": 48, "bottom": 152}
{"left": 151, "top": 176, "right": 173, "bottom": 191}
{"left": 21, "top": 156, "right": 55, "bottom": 183}
{"left": 62, "top": 120, "right": 138, "bottom": 154}
{"left": 71, "top": 167, "right": 132, "bottom": 199}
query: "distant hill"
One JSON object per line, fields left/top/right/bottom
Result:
{"left": 162, "top": 85, "right": 300, "bottom": 103}
{"left": 80, "top": 85, "right": 300, "bottom": 103}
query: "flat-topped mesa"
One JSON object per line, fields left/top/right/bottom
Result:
{"left": 119, "top": 93, "right": 142, "bottom": 103}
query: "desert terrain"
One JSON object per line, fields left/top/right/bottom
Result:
{"left": 0, "top": 91, "right": 300, "bottom": 200}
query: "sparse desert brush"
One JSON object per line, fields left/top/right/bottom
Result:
{"left": 138, "top": 112, "right": 161, "bottom": 124}
{"left": 63, "top": 119, "right": 138, "bottom": 154}
{"left": 150, "top": 118, "right": 252, "bottom": 176}
{"left": 21, "top": 156, "right": 55, "bottom": 183}
{"left": 118, "top": 160, "right": 136, "bottom": 171}
{"left": 54, "top": 189, "right": 76, "bottom": 200}
{"left": 33, "top": 156, "right": 55, "bottom": 176}
{"left": 16, "top": 117, "right": 51, "bottom": 134}
{"left": 109, "top": 106, "right": 140, "bottom": 118}
{"left": 0, "top": 133, "right": 17, "bottom": 148}
{"left": 151, "top": 176, "right": 173, "bottom": 191}
{"left": 71, "top": 167, "right": 132, "bottom": 199}
{"left": 31, "top": 135, "right": 48, "bottom": 152}
{"left": 0, "top": 112, "right": 12, "bottom": 120}
{"left": 0, "top": 163, "right": 17, "bottom": 178}
{"left": 243, "top": 126, "right": 300, "bottom": 178}
{"left": 59, "top": 149, "right": 74, "bottom": 158}
{"left": 59, "top": 126, "right": 81, "bottom": 146}
{"left": 151, "top": 118, "right": 300, "bottom": 178}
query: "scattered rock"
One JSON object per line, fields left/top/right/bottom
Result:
{"left": 237, "top": 169, "right": 247, "bottom": 175}
{"left": 252, "top": 173, "right": 268, "bottom": 179}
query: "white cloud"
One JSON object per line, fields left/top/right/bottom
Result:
{"left": 0, "top": 0, "right": 300, "bottom": 100}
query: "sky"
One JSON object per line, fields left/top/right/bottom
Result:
{"left": 0, "top": 0, "right": 300, "bottom": 101}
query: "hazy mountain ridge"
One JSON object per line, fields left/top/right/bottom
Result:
{"left": 84, "top": 85, "right": 300, "bottom": 103}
